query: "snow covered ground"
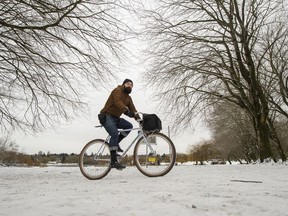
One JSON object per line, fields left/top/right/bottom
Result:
{"left": 1, "top": 163, "right": 288, "bottom": 216}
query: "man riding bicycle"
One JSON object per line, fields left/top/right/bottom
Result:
{"left": 98, "top": 79, "right": 140, "bottom": 170}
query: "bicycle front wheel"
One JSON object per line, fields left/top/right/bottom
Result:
{"left": 134, "top": 132, "right": 176, "bottom": 177}
{"left": 79, "top": 139, "right": 111, "bottom": 180}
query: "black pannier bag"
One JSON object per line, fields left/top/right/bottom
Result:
{"left": 142, "top": 114, "right": 162, "bottom": 132}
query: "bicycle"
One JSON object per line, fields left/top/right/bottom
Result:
{"left": 79, "top": 113, "right": 176, "bottom": 180}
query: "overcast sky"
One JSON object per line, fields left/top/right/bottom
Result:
{"left": 10, "top": 37, "right": 211, "bottom": 155}
{"left": 9, "top": 2, "right": 211, "bottom": 155}
{"left": 11, "top": 67, "right": 211, "bottom": 155}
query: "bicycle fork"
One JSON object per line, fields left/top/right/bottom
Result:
{"left": 118, "top": 132, "right": 156, "bottom": 163}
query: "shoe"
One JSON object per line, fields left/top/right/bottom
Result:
{"left": 110, "top": 162, "right": 126, "bottom": 170}
{"left": 117, "top": 146, "right": 124, "bottom": 153}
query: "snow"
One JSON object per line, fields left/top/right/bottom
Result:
{"left": 1, "top": 163, "right": 288, "bottom": 216}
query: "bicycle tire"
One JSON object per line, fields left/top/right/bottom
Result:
{"left": 79, "top": 139, "right": 111, "bottom": 180}
{"left": 133, "top": 132, "right": 176, "bottom": 177}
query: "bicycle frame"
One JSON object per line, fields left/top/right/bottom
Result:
{"left": 103, "top": 126, "right": 155, "bottom": 159}
{"left": 92, "top": 111, "right": 156, "bottom": 164}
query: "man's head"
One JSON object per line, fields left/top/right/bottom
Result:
{"left": 122, "top": 79, "right": 133, "bottom": 94}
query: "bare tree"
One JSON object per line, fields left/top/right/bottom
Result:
{"left": 0, "top": 137, "right": 18, "bottom": 153}
{"left": 209, "top": 101, "right": 288, "bottom": 162}
{"left": 0, "top": 0, "right": 132, "bottom": 132}
{"left": 0, "top": 137, "right": 18, "bottom": 165}
{"left": 188, "top": 140, "right": 215, "bottom": 165}
{"left": 208, "top": 102, "right": 260, "bottom": 163}
{"left": 142, "top": 0, "right": 288, "bottom": 161}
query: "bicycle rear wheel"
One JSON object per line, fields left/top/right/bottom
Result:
{"left": 133, "top": 132, "right": 176, "bottom": 177}
{"left": 79, "top": 139, "right": 111, "bottom": 180}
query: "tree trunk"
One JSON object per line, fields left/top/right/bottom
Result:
{"left": 255, "top": 116, "right": 274, "bottom": 162}
{"left": 273, "top": 138, "right": 287, "bottom": 162}
{"left": 267, "top": 119, "right": 287, "bottom": 162}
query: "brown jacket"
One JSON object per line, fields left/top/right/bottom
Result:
{"left": 101, "top": 85, "right": 137, "bottom": 118}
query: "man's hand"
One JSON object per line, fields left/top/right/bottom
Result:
{"left": 124, "top": 110, "right": 135, "bottom": 118}
{"left": 137, "top": 119, "right": 143, "bottom": 125}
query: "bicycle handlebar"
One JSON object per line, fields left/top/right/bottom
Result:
{"left": 135, "top": 112, "right": 144, "bottom": 123}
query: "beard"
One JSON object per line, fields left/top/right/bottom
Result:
{"left": 124, "top": 86, "right": 132, "bottom": 94}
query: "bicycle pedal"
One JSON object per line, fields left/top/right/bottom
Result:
{"left": 110, "top": 162, "right": 126, "bottom": 170}
{"left": 117, "top": 147, "right": 124, "bottom": 153}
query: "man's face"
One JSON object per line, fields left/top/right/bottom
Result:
{"left": 124, "top": 82, "right": 133, "bottom": 94}
{"left": 124, "top": 82, "right": 133, "bottom": 88}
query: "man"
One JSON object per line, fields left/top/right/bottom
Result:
{"left": 99, "top": 79, "right": 139, "bottom": 170}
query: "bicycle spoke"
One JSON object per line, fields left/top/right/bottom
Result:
{"left": 134, "top": 132, "right": 176, "bottom": 177}
{"left": 79, "top": 139, "right": 111, "bottom": 180}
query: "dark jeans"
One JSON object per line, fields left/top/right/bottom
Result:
{"left": 103, "top": 115, "right": 133, "bottom": 151}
